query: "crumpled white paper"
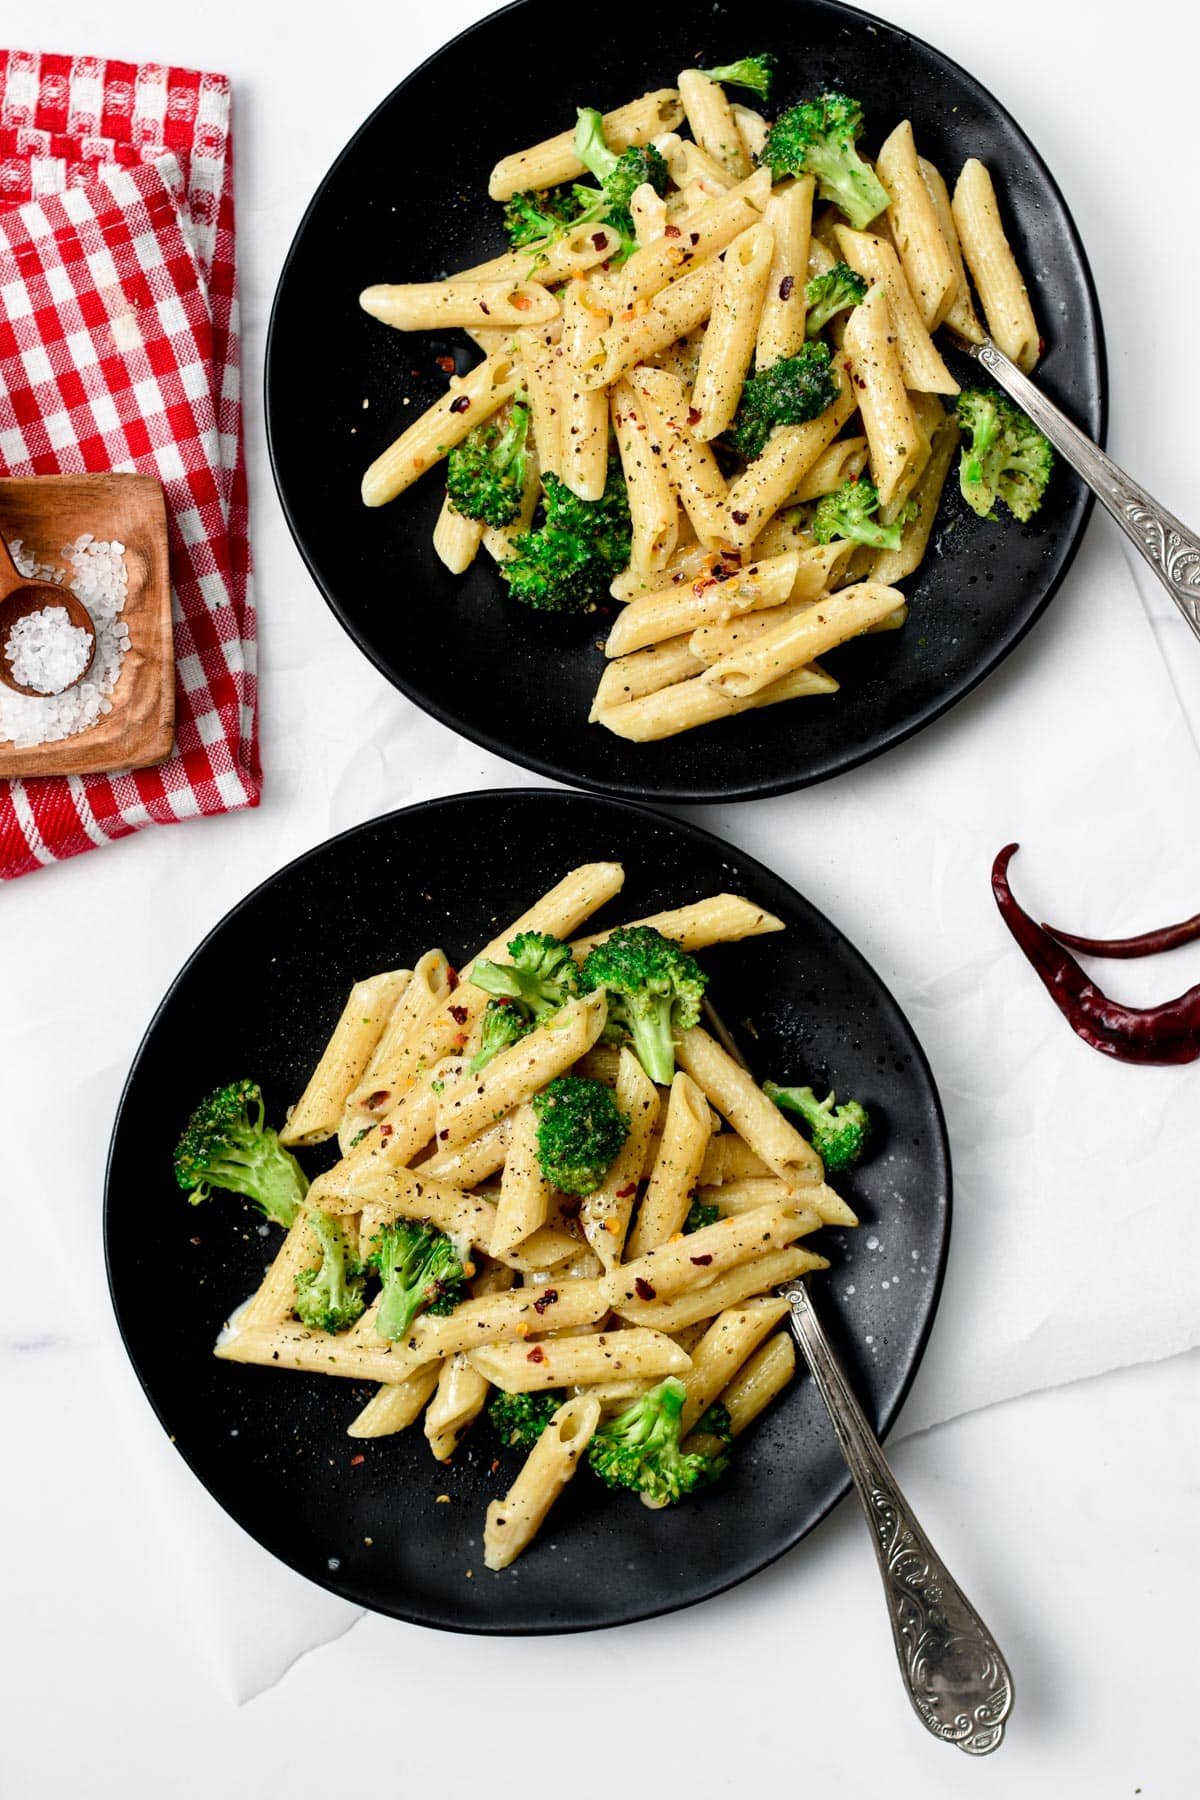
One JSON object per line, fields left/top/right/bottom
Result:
{"left": 7, "top": 517, "right": 1198, "bottom": 1704}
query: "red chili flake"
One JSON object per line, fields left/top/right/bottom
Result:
{"left": 479, "top": 301, "right": 491, "bottom": 315}
{"left": 490, "top": 1458, "right": 501, "bottom": 1475}
{"left": 779, "top": 275, "right": 795, "bottom": 301}
{"left": 350, "top": 1453, "right": 365, "bottom": 1467}
{"left": 664, "top": 224, "right": 682, "bottom": 239}
{"left": 379, "top": 1123, "right": 394, "bottom": 1140}
{"left": 446, "top": 965, "right": 460, "bottom": 989}
{"left": 435, "top": 355, "right": 456, "bottom": 374}
{"left": 634, "top": 1277, "right": 657, "bottom": 1301}
{"left": 730, "top": 510, "right": 749, "bottom": 526}
{"left": 592, "top": 231, "right": 608, "bottom": 251}
{"left": 449, "top": 1004, "right": 468, "bottom": 1025}
{"left": 615, "top": 1182, "right": 637, "bottom": 1199}
{"left": 687, "top": 406, "right": 701, "bottom": 427}
{"left": 526, "top": 1345, "right": 546, "bottom": 1363}
{"left": 1038, "top": 335, "right": 1047, "bottom": 357}
{"left": 690, "top": 1253, "right": 714, "bottom": 1266}
{"left": 532, "top": 1289, "right": 559, "bottom": 1315}
{"left": 511, "top": 293, "right": 532, "bottom": 312}
{"left": 453, "top": 1033, "right": 468, "bottom": 1050}
{"left": 366, "top": 1090, "right": 389, "bottom": 1110}
{"left": 449, "top": 395, "right": 471, "bottom": 414}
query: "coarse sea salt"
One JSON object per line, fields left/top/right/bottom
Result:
{"left": 4, "top": 605, "right": 92, "bottom": 694}
{"left": 0, "top": 536, "right": 130, "bottom": 748}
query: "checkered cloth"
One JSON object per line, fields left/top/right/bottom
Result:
{"left": 0, "top": 51, "right": 259, "bottom": 879}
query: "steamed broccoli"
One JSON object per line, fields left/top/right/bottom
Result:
{"left": 684, "top": 1196, "right": 720, "bottom": 1233}
{"left": 581, "top": 925, "right": 708, "bottom": 1086}
{"left": 764, "top": 1081, "right": 872, "bottom": 1172}
{"left": 811, "top": 476, "right": 911, "bottom": 551}
{"left": 532, "top": 1076, "right": 629, "bottom": 1196}
{"left": 370, "top": 1220, "right": 467, "bottom": 1341}
{"left": 489, "top": 1388, "right": 565, "bottom": 1449}
{"left": 699, "top": 54, "right": 777, "bottom": 102}
{"left": 471, "top": 931, "right": 579, "bottom": 1021}
{"left": 173, "top": 1080, "right": 307, "bottom": 1227}
{"left": 471, "top": 999, "right": 529, "bottom": 1074}
{"left": 502, "top": 461, "right": 632, "bottom": 612}
{"left": 503, "top": 185, "right": 596, "bottom": 251}
{"left": 446, "top": 399, "right": 531, "bottom": 527}
{"left": 294, "top": 1210, "right": 366, "bottom": 1334}
{"left": 588, "top": 1376, "right": 707, "bottom": 1504}
{"left": 956, "top": 388, "right": 1054, "bottom": 523}
{"left": 804, "top": 262, "right": 868, "bottom": 337}
{"left": 759, "top": 92, "right": 890, "bottom": 231}
{"left": 573, "top": 106, "right": 669, "bottom": 236}
{"left": 727, "top": 343, "right": 838, "bottom": 460}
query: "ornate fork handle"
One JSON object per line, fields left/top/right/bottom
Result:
{"left": 782, "top": 1282, "right": 1014, "bottom": 1755}
{"left": 970, "top": 338, "right": 1200, "bottom": 642}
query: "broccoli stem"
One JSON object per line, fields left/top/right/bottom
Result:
{"left": 573, "top": 107, "right": 619, "bottom": 184}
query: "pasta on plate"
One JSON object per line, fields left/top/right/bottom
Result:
{"left": 357, "top": 59, "right": 1053, "bottom": 745}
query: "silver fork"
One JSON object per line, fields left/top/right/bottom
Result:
{"left": 701, "top": 1000, "right": 1013, "bottom": 1754}
{"left": 964, "top": 338, "right": 1200, "bottom": 642}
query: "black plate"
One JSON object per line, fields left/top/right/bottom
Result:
{"left": 106, "top": 791, "right": 950, "bottom": 1632}
{"left": 265, "top": 0, "right": 1105, "bottom": 804}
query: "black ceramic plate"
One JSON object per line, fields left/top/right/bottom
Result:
{"left": 266, "top": 0, "right": 1105, "bottom": 804}
{"left": 107, "top": 791, "right": 950, "bottom": 1632}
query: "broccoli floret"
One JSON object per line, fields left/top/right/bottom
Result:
{"left": 689, "top": 1399, "right": 734, "bottom": 1485}
{"left": 573, "top": 107, "right": 669, "bottom": 234}
{"left": 956, "top": 388, "right": 1054, "bottom": 523}
{"left": 727, "top": 343, "right": 838, "bottom": 460}
{"left": 581, "top": 925, "right": 708, "bottom": 1086}
{"left": 698, "top": 1400, "right": 732, "bottom": 1440}
{"left": 804, "top": 261, "right": 868, "bottom": 337}
{"left": 760, "top": 92, "right": 890, "bottom": 231}
{"left": 369, "top": 1220, "right": 467, "bottom": 1341}
{"left": 699, "top": 54, "right": 777, "bottom": 102}
{"left": 503, "top": 185, "right": 593, "bottom": 250}
{"left": 502, "top": 461, "right": 632, "bottom": 613}
{"left": 471, "top": 999, "right": 529, "bottom": 1074}
{"left": 446, "top": 400, "right": 530, "bottom": 528}
{"left": 764, "top": 1082, "right": 872, "bottom": 1172}
{"left": 531, "top": 1076, "right": 629, "bottom": 1196}
{"left": 174, "top": 1080, "right": 307, "bottom": 1228}
{"left": 294, "top": 1210, "right": 366, "bottom": 1334}
{"left": 811, "top": 476, "right": 912, "bottom": 551}
{"left": 489, "top": 1388, "right": 565, "bottom": 1448}
{"left": 588, "top": 1376, "right": 707, "bottom": 1504}
{"left": 471, "top": 931, "right": 579, "bottom": 1022}
{"left": 684, "top": 1196, "right": 720, "bottom": 1233}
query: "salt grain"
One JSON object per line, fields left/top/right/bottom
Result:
{"left": 4, "top": 605, "right": 92, "bottom": 694}
{"left": 0, "top": 536, "right": 130, "bottom": 747}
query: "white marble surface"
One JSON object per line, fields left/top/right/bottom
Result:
{"left": 3, "top": 0, "right": 1200, "bottom": 1792}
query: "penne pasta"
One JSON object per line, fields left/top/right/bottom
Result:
{"left": 559, "top": 279, "right": 612, "bottom": 501}
{"left": 604, "top": 551, "right": 801, "bottom": 657}
{"left": 360, "top": 278, "right": 559, "bottom": 332}
{"left": 362, "top": 348, "right": 521, "bottom": 507}
{"left": 580, "top": 1048, "right": 661, "bottom": 1268}
{"left": 518, "top": 326, "right": 564, "bottom": 481}
{"left": 701, "top": 580, "right": 906, "bottom": 700}
{"left": 699, "top": 1133, "right": 771, "bottom": 1186}
{"left": 484, "top": 1394, "right": 602, "bottom": 1570}
{"left": 919, "top": 155, "right": 984, "bottom": 345}
{"left": 625, "top": 1071, "right": 715, "bottom": 1259}
{"left": 872, "top": 410, "right": 961, "bottom": 584}
{"left": 281, "top": 970, "right": 412, "bottom": 1146}
{"left": 491, "top": 1101, "right": 554, "bottom": 1257}
{"left": 488, "top": 90, "right": 685, "bottom": 200}
{"left": 571, "top": 893, "right": 784, "bottom": 959}
{"left": 589, "top": 636, "right": 704, "bottom": 720}
{"left": 629, "top": 365, "right": 729, "bottom": 544}
{"left": 951, "top": 158, "right": 1039, "bottom": 371}
{"left": 841, "top": 284, "right": 920, "bottom": 507}
{"left": 594, "top": 662, "right": 838, "bottom": 741}
{"left": 675, "top": 1026, "right": 825, "bottom": 1184}
{"left": 683, "top": 1330, "right": 797, "bottom": 1454}
{"left": 582, "top": 261, "right": 720, "bottom": 391}
{"left": 678, "top": 69, "right": 752, "bottom": 180}
{"left": 674, "top": 1297, "right": 791, "bottom": 1433}
{"left": 756, "top": 178, "right": 815, "bottom": 366}
{"left": 610, "top": 378, "right": 679, "bottom": 574}
{"left": 609, "top": 1246, "right": 828, "bottom": 1331}
{"left": 689, "top": 222, "right": 776, "bottom": 440}
{"left": 835, "top": 226, "right": 959, "bottom": 395}
{"left": 347, "top": 1363, "right": 442, "bottom": 1439}
{"left": 874, "top": 121, "right": 957, "bottom": 331}
{"left": 617, "top": 167, "right": 772, "bottom": 309}
{"left": 611, "top": 1202, "right": 818, "bottom": 1304}
{"left": 721, "top": 352, "right": 858, "bottom": 550}
{"left": 433, "top": 493, "right": 485, "bottom": 575}
{"left": 468, "top": 1326, "right": 691, "bottom": 1391}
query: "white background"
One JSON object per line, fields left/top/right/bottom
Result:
{"left": 3, "top": 1, "right": 1199, "bottom": 1794}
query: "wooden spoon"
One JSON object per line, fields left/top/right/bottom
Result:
{"left": 0, "top": 535, "right": 96, "bottom": 697}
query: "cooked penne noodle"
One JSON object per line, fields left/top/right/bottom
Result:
{"left": 610, "top": 1246, "right": 827, "bottom": 1330}
{"left": 491, "top": 1102, "right": 554, "bottom": 1257}
{"left": 593, "top": 659, "right": 838, "bottom": 740}
{"left": 583, "top": 261, "right": 720, "bottom": 391}
{"left": 699, "top": 1133, "right": 772, "bottom": 1186}
{"left": 347, "top": 1363, "right": 442, "bottom": 1439}
{"left": 589, "top": 636, "right": 704, "bottom": 720}
{"left": 484, "top": 1394, "right": 602, "bottom": 1570}
{"left": 469, "top": 1327, "right": 691, "bottom": 1391}
{"left": 835, "top": 226, "right": 958, "bottom": 395}
{"left": 611, "top": 1202, "right": 815, "bottom": 1303}
{"left": 721, "top": 352, "right": 857, "bottom": 549}
{"left": 918, "top": 155, "right": 984, "bottom": 345}
{"left": 683, "top": 1330, "right": 796, "bottom": 1454}
{"left": 488, "top": 90, "right": 684, "bottom": 200}
{"left": 660, "top": 135, "right": 736, "bottom": 195}
{"left": 571, "top": 893, "right": 785, "bottom": 959}
{"left": 688, "top": 600, "right": 822, "bottom": 666}
{"left": 239, "top": 1203, "right": 325, "bottom": 1329}
{"left": 610, "top": 378, "right": 679, "bottom": 573}
{"left": 580, "top": 1048, "right": 661, "bottom": 1268}
{"left": 689, "top": 222, "right": 776, "bottom": 440}
{"left": 695, "top": 1176, "right": 856, "bottom": 1228}
{"left": 617, "top": 168, "right": 771, "bottom": 309}
{"left": 625, "top": 1071, "right": 714, "bottom": 1259}
{"left": 675, "top": 1026, "right": 825, "bottom": 1184}
{"left": 353, "top": 1280, "right": 611, "bottom": 1384}
{"left": 841, "top": 284, "right": 920, "bottom": 507}
{"left": 559, "top": 280, "right": 612, "bottom": 501}
{"left": 951, "top": 158, "right": 1039, "bottom": 371}
{"left": 433, "top": 493, "right": 485, "bottom": 575}
{"left": 307, "top": 1081, "right": 438, "bottom": 1204}
{"left": 674, "top": 1297, "right": 791, "bottom": 1433}
{"left": 481, "top": 431, "right": 542, "bottom": 563}
{"left": 732, "top": 103, "right": 769, "bottom": 162}
{"left": 281, "top": 970, "right": 411, "bottom": 1146}
{"left": 455, "top": 227, "right": 625, "bottom": 288}
{"left": 678, "top": 69, "right": 752, "bottom": 179}
{"left": 702, "top": 580, "right": 906, "bottom": 700}
{"left": 318, "top": 1163, "right": 495, "bottom": 1240}
{"left": 874, "top": 121, "right": 957, "bottom": 331}
{"left": 629, "top": 365, "right": 729, "bottom": 544}
{"left": 611, "top": 537, "right": 723, "bottom": 603}
{"left": 872, "top": 411, "right": 961, "bottom": 584}
{"left": 360, "top": 278, "right": 559, "bottom": 332}
{"left": 518, "top": 327, "right": 564, "bottom": 480}
{"left": 756, "top": 178, "right": 815, "bottom": 365}
{"left": 425, "top": 1352, "right": 493, "bottom": 1461}
{"left": 784, "top": 435, "right": 870, "bottom": 504}
{"left": 362, "top": 348, "right": 521, "bottom": 507}
{"left": 632, "top": 182, "right": 668, "bottom": 245}
{"left": 605, "top": 551, "right": 801, "bottom": 657}
{"left": 436, "top": 991, "right": 608, "bottom": 1150}
{"left": 417, "top": 1116, "right": 511, "bottom": 1187}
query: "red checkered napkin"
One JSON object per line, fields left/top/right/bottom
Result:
{"left": 0, "top": 51, "right": 260, "bottom": 879}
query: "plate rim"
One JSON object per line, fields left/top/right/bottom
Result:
{"left": 264, "top": 0, "right": 1108, "bottom": 806}
{"left": 104, "top": 787, "right": 953, "bottom": 1634}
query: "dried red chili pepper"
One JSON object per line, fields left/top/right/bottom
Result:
{"left": 991, "top": 845, "right": 1200, "bottom": 1065}
{"left": 1042, "top": 910, "right": 1200, "bottom": 961}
